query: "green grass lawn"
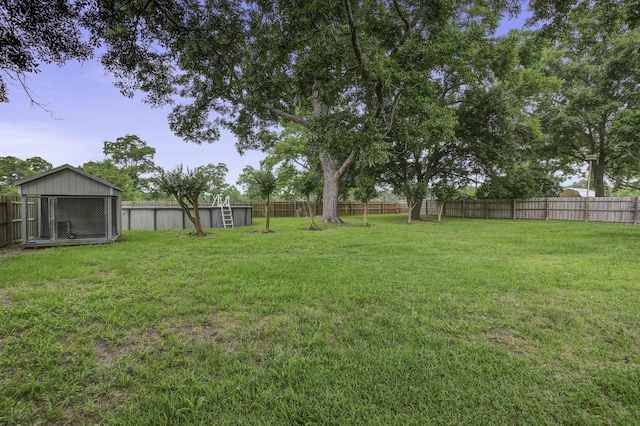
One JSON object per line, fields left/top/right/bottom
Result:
{"left": 1, "top": 215, "right": 639, "bottom": 425}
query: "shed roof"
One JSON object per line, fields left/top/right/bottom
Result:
{"left": 14, "top": 164, "right": 123, "bottom": 196}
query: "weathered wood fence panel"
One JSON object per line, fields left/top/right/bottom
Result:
{"left": 516, "top": 198, "right": 548, "bottom": 220}
{"left": 587, "top": 197, "right": 637, "bottom": 224}
{"left": 0, "top": 195, "right": 8, "bottom": 247}
{"left": 238, "top": 201, "right": 408, "bottom": 218}
{"left": 1, "top": 195, "right": 37, "bottom": 247}
{"left": 426, "top": 196, "right": 640, "bottom": 224}
{"left": 4, "top": 196, "right": 637, "bottom": 247}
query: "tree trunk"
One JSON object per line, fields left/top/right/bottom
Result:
{"left": 437, "top": 202, "right": 445, "bottom": 222}
{"left": 593, "top": 159, "right": 606, "bottom": 197}
{"left": 321, "top": 168, "right": 341, "bottom": 223}
{"left": 363, "top": 201, "right": 368, "bottom": 226}
{"left": 264, "top": 194, "right": 271, "bottom": 232}
{"left": 306, "top": 194, "right": 319, "bottom": 230}
{"left": 176, "top": 195, "right": 204, "bottom": 235}
{"left": 319, "top": 151, "right": 357, "bottom": 223}
{"left": 193, "top": 204, "right": 203, "bottom": 235}
{"left": 407, "top": 198, "right": 421, "bottom": 222}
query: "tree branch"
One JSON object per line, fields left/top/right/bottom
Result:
{"left": 391, "top": 0, "right": 411, "bottom": 36}
{"left": 337, "top": 148, "right": 359, "bottom": 179}
{"left": 343, "top": 0, "right": 367, "bottom": 75}
{"left": 263, "top": 104, "right": 310, "bottom": 128}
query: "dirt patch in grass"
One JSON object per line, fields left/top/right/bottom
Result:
{"left": 93, "top": 328, "right": 163, "bottom": 366}
{"left": 172, "top": 323, "right": 239, "bottom": 351}
{"left": 177, "top": 232, "right": 215, "bottom": 238}
{"left": 94, "top": 340, "right": 130, "bottom": 366}
{"left": 485, "top": 328, "right": 539, "bottom": 355}
{"left": 0, "top": 245, "right": 32, "bottom": 258}
{"left": 167, "top": 311, "right": 245, "bottom": 351}
{"left": 252, "top": 312, "right": 296, "bottom": 342}
{"left": 0, "top": 293, "right": 18, "bottom": 306}
{"left": 168, "top": 311, "right": 298, "bottom": 353}
{"left": 46, "top": 388, "right": 131, "bottom": 426}
{"left": 209, "top": 310, "right": 243, "bottom": 329}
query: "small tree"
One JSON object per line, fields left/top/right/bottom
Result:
{"left": 251, "top": 169, "right": 277, "bottom": 232}
{"left": 400, "top": 181, "right": 428, "bottom": 224}
{"left": 431, "top": 173, "right": 471, "bottom": 222}
{"left": 157, "top": 164, "right": 208, "bottom": 235}
{"left": 353, "top": 175, "right": 378, "bottom": 227}
{"left": 236, "top": 166, "right": 263, "bottom": 201}
{"left": 293, "top": 170, "right": 322, "bottom": 231}
{"left": 430, "top": 183, "right": 458, "bottom": 223}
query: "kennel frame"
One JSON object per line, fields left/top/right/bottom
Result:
{"left": 14, "top": 164, "right": 123, "bottom": 246}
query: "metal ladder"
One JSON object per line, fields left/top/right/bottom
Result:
{"left": 213, "top": 195, "right": 234, "bottom": 228}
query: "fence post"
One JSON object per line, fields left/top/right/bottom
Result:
{"left": 485, "top": 199, "right": 489, "bottom": 219}
{"left": 585, "top": 197, "right": 590, "bottom": 223}
{"left": 21, "top": 195, "right": 29, "bottom": 244}
{"left": 545, "top": 198, "right": 549, "bottom": 220}
{"left": 635, "top": 196, "right": 639, "bottom": 226}
{"left": 4, "top": 195, "right": 13, "bottom": 245}
{"left": 513, "top": 198, "right": 517, "bottom": 220}
{"left": 462, "top": 199, "right": 465, "bottom": 218}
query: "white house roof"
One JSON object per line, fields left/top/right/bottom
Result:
{"left": 563, "top": 187, "right": 595, "bottom": 197}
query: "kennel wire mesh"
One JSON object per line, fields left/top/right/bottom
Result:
{"left": 55, "top": 197, "right": 107, "bottom": 239}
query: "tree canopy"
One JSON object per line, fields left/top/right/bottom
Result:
{"left": 534, "top": 10, "right": 640, "bottom": 196}
{"left": 157, "top": 164, "right": 209, "bottom": 235}
{"left": 86, "top": 0, "right": 528, "bottom": 221}
{"left": 102, "top": 134, "right": 158, "bottom": 190}
{"left": 5, "top": 1, "right": 640, "bottom": 207}
{"left": 0, "top": 156, "right": 52, "bottom": 193}
{"left": 0, "top": 0, "right": 92, "bottom": 103}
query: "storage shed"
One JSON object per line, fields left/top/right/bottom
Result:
{"left": 14, "top": 164, "right": 122, "bottom": 246}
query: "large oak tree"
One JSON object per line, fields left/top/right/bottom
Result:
{"left": 535, "top": 11, "right": 640, "bottom": 196}
{"left": 87, "top": 0, "right": 521, "bottom": 222}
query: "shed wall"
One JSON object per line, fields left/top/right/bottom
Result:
{"left": 19, "top": 169, "right": 116, "bottom": 196}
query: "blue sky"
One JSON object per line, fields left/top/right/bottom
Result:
{"left": 1, "top": 14, "right": 529, "bottom": 186}
{"left": 0, "top": 59, "right": 265, "bottom": 185}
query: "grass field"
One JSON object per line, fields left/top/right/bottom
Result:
{"left": 1, "top": 215, "right": 639, "bottom": 425}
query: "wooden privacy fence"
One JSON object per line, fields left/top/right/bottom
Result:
{"left": 0, "top": 195, "right": 37, "bottom": 247}
{"left": 241, "top": 200, "right": 409, "bottom": 218}
{"left": 122, "top": 200, "right": 409, "bottom": 218}
{"left": 425, "top": 197, "right": 640, "bottom": 225}
{"left": 4, "top": 196, "right": 638, "bottom": 247}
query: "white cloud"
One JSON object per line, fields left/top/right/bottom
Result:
{"left": 0, "top": 121, "right": 103, "bottom": 167}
